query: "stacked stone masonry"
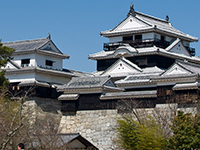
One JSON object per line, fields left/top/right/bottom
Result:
{"left": 58, "top": 104, "right": 197, "bottom": 150}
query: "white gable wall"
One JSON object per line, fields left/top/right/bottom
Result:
{"left": 39, "top": 41, "right": 61, "bottom": 53}
{"left": 161, "top": 64, "right": 192, "bottom": 76}
{"left": 35, "top": 54, "right": 63, "bottom": 70}
{"left": 4, "top": 61, "right": 19, "bottom": 69}
{"left": 169, "top": 42, "right": 190, "bottom": 56}
{"left": 103, "top": 59, "right": 141, "bottom": 76}
{"left": 114, "top": 15, "right": 148, "bottom": 31}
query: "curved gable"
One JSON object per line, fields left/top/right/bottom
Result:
{"left": 102, "top": 57, "right": 142, "bottom": 76}
{"left": 166, "top": 38, "right": 190, "bottom": 56}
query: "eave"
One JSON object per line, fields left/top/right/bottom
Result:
{"left": 116, "top": 80, "right": 156, "bottom": 87}
{"left": 151, "top": 74, "right": 198, "bottom": 83}
{"left": 100, "top": 90, "right": 157, "bottom": 100}
{"left": 5, "top": 66, "right": 76, "bottom": 78}
{"left": 172, "top": 82, "right": 199, "bottom": 91}
{"left": 57, "top": 85, "right": 123, "bottom": 93}
{"left": 100, "top": 11, "right": 198, "bottom": 43}
{"left": 18, "top": 79, "right": 51, "bottom": 88}
{"left": 12, "top": 49, "right": 70, "bottom": 59}
{"left": 58, "top": 94, "right": 79, "bottom": 100}
{"left": 89, "top": 47, "right": 200, "bottom": 66}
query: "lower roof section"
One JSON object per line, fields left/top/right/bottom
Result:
{"left": 100, "top": 90, "right": 157, "bottom": 100}
{"left": 58, "top": 94, "right": 79, "bottom": 100}
{"left": 18, "top": 79, "right": 51, "bottom": 87}
{"left": 172, "top": 82, "right": 198, "bottom": 91}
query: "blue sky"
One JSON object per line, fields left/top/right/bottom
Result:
{"left": 0, "top": 0, "right": 199, "bottom": 73}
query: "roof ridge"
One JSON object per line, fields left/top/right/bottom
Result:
{"left": 3, "top": 37, "right": 49, "bottom": 44}
{"left": 135, "top": 11, "right": 169, "bottom": 24}
{"left": 121, "top": 56, "right": 143, "bottom": 72}
{"left": 9, "top": 60, "right": 21, "bottom": 69}
{"left": 177, "top": 59, "right": 200, "bottom": 68}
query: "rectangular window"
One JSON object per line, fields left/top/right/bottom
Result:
{"left": 123, "top": 36, "right": 133, "bottom": 41}
{"left": 21, "top": 59, "right": 30, "bottom": 64}
{"left": 46, "top": 60, "right": 53, "bottom": 66}
{"left": 21, "top": 59, "right": 30, "bottom": 67}
{"left": 161, "top": 35, "right": 165, "bottom": 41}
{"left": 135, "top": 35, "right": 142, "bottom": 41}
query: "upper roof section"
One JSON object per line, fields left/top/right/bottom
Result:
{"left": 3, "top": 36, "right": 69, "bottom": 59}
{"left": 100, "top": 4, "right": 198, "bottom": 42}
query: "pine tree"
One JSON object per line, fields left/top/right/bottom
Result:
{"left": 0, "top": 43, "right": 14, "bottom": 86}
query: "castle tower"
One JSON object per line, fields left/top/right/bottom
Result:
{"left": 58, "top": 5, "right": 199, "bottom": 150}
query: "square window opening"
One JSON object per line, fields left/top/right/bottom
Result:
{"left": 46, "top": 60, "right": 54, "bottom": 66}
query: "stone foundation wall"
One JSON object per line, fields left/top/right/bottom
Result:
{"left": 23, "top": 98, "right": 198, "bottom": 150}
{"left": 59, "top": 110, "right": 120, "bottom": 150}
{"left": 58, "top": 104, "right": 197, "bottom": 150}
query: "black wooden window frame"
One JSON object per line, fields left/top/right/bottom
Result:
{"left": 123, "top": 36, "right": 133, "bottom": 41}
{"left": 135, "top": 34, "right": 142, "bottom": 41}
{"left": 45, "top": 60, "right": 54, "bottom": 66}
{"left": 21, "top": 59, "right": 30, "bottom": 65}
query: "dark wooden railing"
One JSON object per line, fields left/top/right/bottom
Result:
{"left": 103, "top": 38, "right": 170, "bottom": 51}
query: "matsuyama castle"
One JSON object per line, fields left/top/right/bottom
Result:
{"left": 2, "top": 4, "right": 199, "bottom": 150}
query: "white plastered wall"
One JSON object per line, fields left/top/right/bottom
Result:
{"left": 12, "top": 53, "right": 63, "bottom": 70}
{"left": 35, "top": 72, "right": 71, "bottom": 84}
{"left": 109, "top": 36, "right": 122, "bottom": 43}
{"left": 13, "top": 54, "right": 36, "bottom": 67}
{"left": 6, "top": 72, "right": 35, "bottom": 83}
{"left": 35, "top": 53, "right": 63, "bottom": 70}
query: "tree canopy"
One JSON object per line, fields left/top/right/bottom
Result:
{"left": 116, "top": 116, "right": 167, "bottom": 150}
{"left": 0, "top": 43, "right": 14, "bottom": 86}
{"left": 168, "top": 111, "right": 200, "bottom": 150}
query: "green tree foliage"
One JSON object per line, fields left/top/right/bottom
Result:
{"left": 116, "top": 116, "right": 167, "bottom": 150}
{"left": 168, "top": 111, "right": 200, "bottom": 150}
{"left": 0, "top": 43, "right": 14, "bottom": 86}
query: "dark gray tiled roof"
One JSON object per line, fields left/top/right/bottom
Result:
{"left": 68, "top": 76, "right": 109, "bottom": 88}
{"left": 57, "top": 76, "right": 123, "bottom": 92}
{"left": 31, "top": 133, "right": 98, "bottom": 149}
{"left": 3, "top": 38, "right": 49, "bottom": 52}
{"left": 176, "top": 61, "right": 200, "bottom": 74}
{"left": 100, "top": 9, "right": 198, "bottom": 42}
{"left": 59, "top": 133, "right": 98, "bottom": 149}
{"left": 3, "top": 37, "right": 70, "bottom": 58}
